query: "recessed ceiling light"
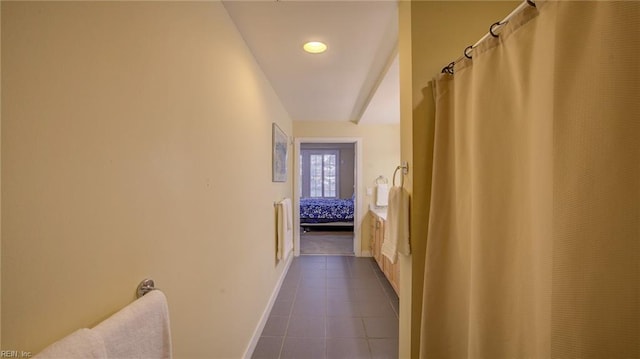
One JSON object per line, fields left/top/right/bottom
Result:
{"left": 303, "top": 41, "right": 327, "bottom": 54}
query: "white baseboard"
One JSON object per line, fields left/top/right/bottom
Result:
{"left": 242, "top": 252, "right": 293, "bottom": 359}
{"left": 360, "top": 250, "right": 372, "bottom": 257}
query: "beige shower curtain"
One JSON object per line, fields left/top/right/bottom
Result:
{"left": 420, "top": 2, "right": 639, "bottom": 358}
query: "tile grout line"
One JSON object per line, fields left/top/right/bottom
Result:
{"left": 372, "top": 258, "right": 400, "bottom": 320}
{"left": 324, "top": 256, "right": 328, "bottom": 358}
{"left": 366, "top": 261, "right": 376, "bottom": 359}
{"left": 277, "top": 264, "right": 301, "bottom": 359}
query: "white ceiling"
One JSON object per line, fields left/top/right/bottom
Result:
{"left": 223, "top": 0, "right": 399, "bottom": 124}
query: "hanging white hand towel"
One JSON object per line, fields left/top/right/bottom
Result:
{"left": 283, "top": 198, "right": 292, "bottom": 230}
{"left": 375, "top": 184, "right": 389, "bottom": 207}
{"left": 34, "top": 329, "right": 107, "bottom": 359}
{"left": 381, "top": 186, "right": 411, "bottom": 264}
{"left": 282, "top": 198, "right": 293, "bottom": 258}
{"left": 276, "top": 198, "right": 293, "bottom": 261}
{"left": 93, "top": 290, "right": 172, "bottom": 359}
{"left": 276, "top": 202, "right": 285, "bottom": 260}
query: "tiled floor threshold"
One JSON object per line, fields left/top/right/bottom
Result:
{"left": 252, "top": 255, "right": 399, "bottom": 359}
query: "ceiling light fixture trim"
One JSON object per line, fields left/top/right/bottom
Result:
{"left": 303, "top": 41, "right": 328, "bottom": 54}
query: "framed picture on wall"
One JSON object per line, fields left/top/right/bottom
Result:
{"left": 272, "top": 123, "right": 288, "bottom": 182}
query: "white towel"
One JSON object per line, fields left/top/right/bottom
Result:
{"left": 282, "top": 198, "right": 292, "bottom": 230}
{"left": 381, "top": 186, "right": 410, "bottom": 264}
{"left": 93, "top": 290, "right": 172, "bottom": 359}
{"left": 282, "top": 199, "right": 293, "bottom": 257}
{"left": 276, "top": 198, "right": 293, "bottom": 261}
{"left": 276, "top": 202, "right": 285, "bottom": 260}
{"left": 35, "top": 328, "right": 107, "bottom": 359}
{"left": 375, "top": 184, "right": 389, "bottom": 207}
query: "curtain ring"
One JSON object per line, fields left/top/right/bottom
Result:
{"left": 526, "top": 0, "right": 536, "bottom": 7}
{"left": 464, "top": 46, "right": 473, "bottom": 59}
{"left": 441, "top": 61, "right": 455, "bottom": 75}
{"left": 489, "top": 21, "right": 502, "bottom": 38}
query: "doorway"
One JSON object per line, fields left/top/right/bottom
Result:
{"left": 294, "top": 137, "right": 363, "bottom": 257}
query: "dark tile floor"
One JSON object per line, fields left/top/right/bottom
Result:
{"left": 252, "top": 256, "right": 399, "bottom": 359}
{"left": 300, "top": 231, "right": 354, "bottom": 255}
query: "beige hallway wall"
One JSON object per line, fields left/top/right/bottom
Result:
{"left": 1, "top": 2, "right": 292, "bottom": 357}
{"left": 293, "top": 121, "right": 400, "bottom": 255}
{"left": 0, "top": 0, "right": 2, "bottom": 347}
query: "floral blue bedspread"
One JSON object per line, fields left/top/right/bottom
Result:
{"left": 300, "top": 198, "right": 354, "bottom": 223}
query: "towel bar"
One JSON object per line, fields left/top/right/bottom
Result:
{"left": 136, "top": 278, "right": 157, "bottom": 298}
{"left": 392, "top": 162, "right": 409, "bottom": 187}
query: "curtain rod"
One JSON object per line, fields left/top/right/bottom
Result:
{"left": 442, "top": 0, "right": 536, "bottom": 74}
